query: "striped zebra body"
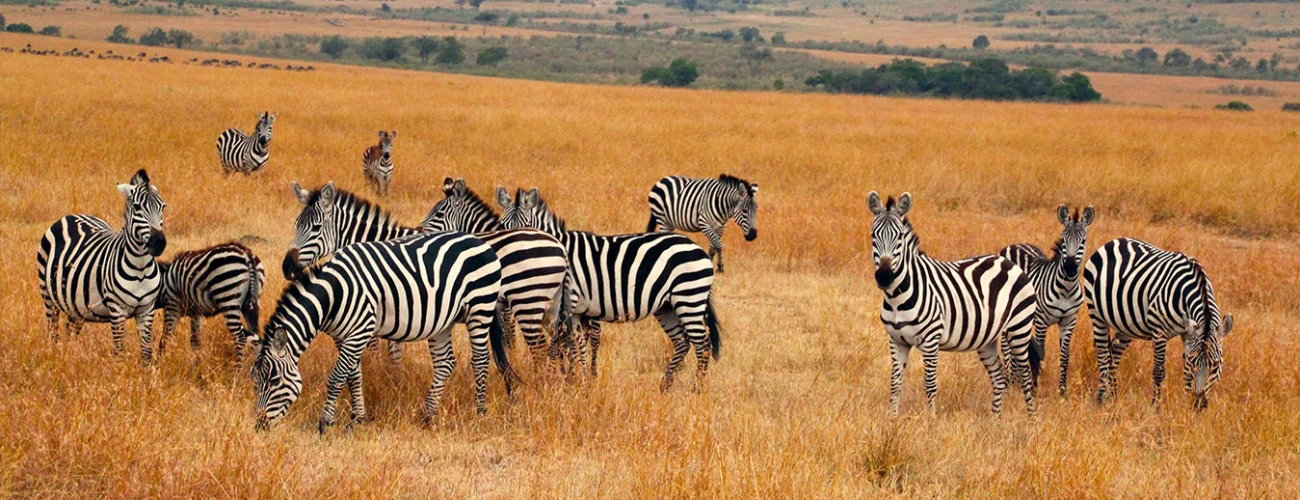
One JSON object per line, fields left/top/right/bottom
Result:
{"left": 998, "top": 205, "right": 1094, "bottom": 397}
{"left": 217, "top": 112, "right": 276, "bottom": 175}
{"left": 362, "top": 130, "right": 396, "bottom": 195}
{"left": 647, "top": 174, "right": 758, "bottom": 273}
{"left": 156, "top": 242, "right": 265, "bottom": 362}
{"left": 499, "top": 187, "right": 720, "bottom": 391}
{"left": 251, "top": 231, "right": 517, "bottom": 432}
{"left": 868, "top": 192, "right": 1038, "bottom": 415}
{"left": 1084, "top": 238, "right": 1233, "bottom": 409}
{"left": 37, "top": 170, "right": 167, "bottom": 365}
{"left": 420, "top": 178, "right": 569, "bottom": 364}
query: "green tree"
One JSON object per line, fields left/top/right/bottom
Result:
{"left": 320, "top": 35, "right": 347, "bottom": 58}
{"left": 641, "top": 66, "right": 671, "bottom": 84}
{"left": 5, "top": 23, "right": 33, "bottom": 33}
{"left": 506, "top": 13, "right": 520, "bottom": 26}
{"left": 138, "top": 28, "right": 169, "bottom": 46}
{"left": 167, "top": 29, "right": 194, "bottom": 48}
{"left": 1257, "top": 58, "right": 1269, "bottom": 73}
{"left": 469, "top": 0, "right": 484, "bottom": 9}
{"left": 972, "top": 34, "right": 990, "bottom": 50}
{"left": 771, "top": 32, "right": 786, "bottom": 45}
{"left": 738, "top": 26, "right": 762, "bottom": 43}
{"left": 474, "top": 12, "right": 498, "bottom": 35}
{"left": 739, "top": 44, "right": 773, "bottom": 76}
{"left": 1134, "top": 47, "right": 1159, "bottom": 64}
{"left": 476, "top": 46, "right": 508, "bottom": 66}
{"left": 362, "top": 37, "right": 405, "bottom": 61}
{"left": 38, "top": 25, "right": 61, "bottom": 37}
{"left": 413, "top": 36, "right": 440, "bottom": 63}
{"left": 1163, "top": 48, "right": 1191, "bottom": 67}
{"left": 107, "top": 24, "right": 133, "bottom": 43}
{"left": 667, "top": 58, "right": 698, "bottom": 87}
{"left": 1048, "top": 72, "right": 1101, "bottom": 102}
{"left": 436, "top": 36, "right": 465, "bottom": 65}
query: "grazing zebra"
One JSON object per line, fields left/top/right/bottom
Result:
{"left": 362, "top": 130, "right": 396, "bottom": 195}
{"left": 155, "top": 242, "right": 265, "bottom": 362}
{"left": 419, "top": 177, "right": 570, "bottom": 364}
{"left": 251, "top": 231, "right": 518, "bottom": 433}
{"left": 217, "top": 111, "right": 276, "bottom": 175}
{"left": 1084, "top": 238, "right": 1234, "bottom": 409}
{"left": 998, "top": 205, "right": 1095, "bottom": 397}
{"left": 646, "top": 174, "right": 759, "bottom": 273}
{"left": 867, "top": 192, "right": 1039, "bottom": 415}
{"left": 498, "top": 187, "right": 721, "bottom": 390}
{"left": 37, "top": 169, "right": 167, "bottom": 365}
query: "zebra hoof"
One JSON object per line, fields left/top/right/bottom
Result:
{"left": 476, "top": 406, "right": 487, "bottom": 416}
{"left": 317, "top": 420, "right": 334, "bottom": 435}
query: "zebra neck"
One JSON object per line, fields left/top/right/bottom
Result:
{"left": 339, "top": 208, "right": 419, "bottom": 246}
{"left": 121, "top": 231, "right": 157, "bottom": 272}
{"left": 881, "top": 254, "right": 923, "bottom": 298}
{"left": 249, "top": 137, "right": 268, "bottom": 164}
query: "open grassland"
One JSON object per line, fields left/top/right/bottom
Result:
{"left": 2, "top": 35, "right": 1300, "bottom": 497}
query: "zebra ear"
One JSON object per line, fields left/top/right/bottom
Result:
{"left": 318, "top": 182, "right": 337, "bottom": 207}
{"left": 291, "top": 182, "right": 311, "bottom": 205}
{"left": 1057, "top": 205, "right": 1070, "bottom": 225}
{"left": 453, "top": 179, "right": 467, "bottom": 197}
{"left": 1081, "top": 206, "right": 1096, "bottom": 227}
{"left": 496, "top": 186, "right": 512, "bottom": 209}
{"left": 442, "top": 177, "right": 455, "bottom": 196}
{"left": 750, "top": 183, "right": 759, "bottom": 197}
{"left": 896, "top": 192, "right": 912, "bottom": 216}
{"left": 269, "top": 329, "right": 289, "bottom": 358}
{"left": 130, "top": 169, "right": 150, "bottom": 186}
{"left": 867, "top": 191, "right": 884, "bottom": 215}
{"left": 1220, "top": 314, "right": 1233, "bottom": 337}
{"left": 390, "top": 130, "right": 397, "bottom": 139}
{"left": 117, "top": 183, "right": 134, "bottom": 196}
{"left": 522, "top": 188, "right": 540, "bottom": 210}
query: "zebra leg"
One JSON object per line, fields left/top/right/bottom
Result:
{"left": 319, "top": 334, "right": 368, "bottom": 434}
{"left": 386, "top": 340, "right": 404, "bottom": 364}
{"left": 1092, "top": 322, "right": 1113, "bottom": 405}
{"left": 586, "top": 319, "right": 603, "bottom": 378}
{"left": 44, "top": 299, "right": 59, "bottom": 342}
{"left": 423, "top": 327, "right": 456, "bottom": 425}
{"left": 190, "top": 315, "right": 202, "bottom": 351}
{"left": 344, "top": 363, "right": 368, "bottom": 429}
{"left": 655, "top": 308, "right": 689, "bottom": 392}
{"left": 514, "top": 309, "right": 551, "bottom": 367}
{"left": 158, "top": 309, "right": 180, "bottom": 359}
{"left": 1183, "top": 338, "right": 1194, "bottom": 392}
{"left": 135, "top": 310, "right": 157, "bottom": 367}
{"left": 888, "top": 339, "right": 910, "bottom": 416}
{"left": 680, "top": 312, "right": 712, "bottom": 394}
{"left": 367, "top": 337, "right": 379, "bottom": 354}
{"left": 110, "top": 309, "right": 128, "bottom": 357}
{"left": 69, "top": 320, "right": 84, "bottom": 337}
{"left": 919, "top": 337, "right": 941, "bottom": 414}
{"left": 222, "top": 308, "right": 247, "bottom": 361}
{"left": 703, "top": 227, "right": 724, "bottom": 273}
{"left": 1151, "top": 336, "right": 1168, "bottom": 408}
{"left": 1057, "top": 316, "right": 1078, "bottom": 398}
{"left": 1004, "top": 322, "right": 1038, "bottom": 415}
{"left": 977, "top": 343, "right": 1008, "bottom": 416}
{"left": 466, "top": 312, "right": 494, "bottom": 415}
{"left": 500, "top": 304, "right": 518, "bottom": 350}
{"left": 1106, "top": 336, "right": 1133, "bottom": 400}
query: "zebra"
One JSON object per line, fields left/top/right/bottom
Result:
{"left": 646, "top": 174, "right": 758, "bottom": 273}
{"left": 217, "top": 111, "right": 276, "bottom": 175}
{"left": 419, "top": 177, "right": 570, "bottom": 364}
{"left": 155, "top": 242, "right": 265, "bottom": 362}
{"left": 1084, "top": 238, "right": 1234, "bottom": 409}
{"left": 37, "top": 169, "right": 167, "bottom": 365}
{"left": 498, "top": 186, "right": 722, "bottom": 391}
{"left": 362, "top": 130, "right": 396, "bottom": 195}
{"left": 867, "top": 192, "right": 1039, "bottom": 415}
{"left": 251, "top": 231, "right": 519, "bottom": 433}
{"left": 998, "top": 205, "right": 1095, "bottom": 398}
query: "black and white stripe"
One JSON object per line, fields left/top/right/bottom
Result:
{"left": 362, "top": 130, "right": 396, "bottom": 195}
{"left": 217, "top": 111, "right": 276, "bottom": 175}
{"left": 868, "top": 192, "right": 1039, "bottom": 415}
{"left": 156, "top": 242, "right": 265, "bottom": 362}
{"left": 251, "top": 231, "right": 517, "bottom": 433}
{"left": 498, "top": 187, "right": 721, "bottom": 391}
{"left": 647, "top": 174, "right": 758, "bottom": 273}
{"left": 37, "top": 169, "right": 168, "bottom": 365}
{"left": 1084, "top": 238, "right": 1234, "bottom": 409}
{"left": 998, "top": 205, "right": 1094, "bottom": 397}
{"left": 420, "top": 178, "right": 570, "bottom": 363}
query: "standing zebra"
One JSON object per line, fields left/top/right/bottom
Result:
{"left": 156, "top": 242, "right": 265, "bottom": 362}
{"left": 217, "top": 111, "right": 276, "bottom": 175}
{"left": 252, "top": 231, "right": 518, "bottom": 433}
{"left": 362, "top": 130, "right": 396, "bottom": 195}
{"left": 867, "top": 192, "right": 1039, "bottom": 415}
{"left": 419, "top": 177, "right": 570, "bottom": 364}
{"left": 647, "top": 174, "right": 759, "bottom": 273}
{"left": 498, "top": 187, "right": 721, "bottom": 391}
{"left": 37, "top": 169, "right": 168, "bottom": 365}
{"left": 998, "top": 205, "right": 1095, "bottom": 397}
{"left": 1084, "top": 238, "right": 1234, "bottom": 409}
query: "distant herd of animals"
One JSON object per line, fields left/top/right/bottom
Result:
{"left": 34, "top": 112, "right": 1233, "bottom": 434}
{"left": 3, "top": 43, "right": 316, "bottom": 70}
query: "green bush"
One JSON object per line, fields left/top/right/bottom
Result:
{"left": 476, "top": 46, "right": 508, "bottom": 66}
{"left": 5, "top": 23, "right": 33, "bottom": 33}
{"left": 320, "top": 35, "right": 346, "bottom": 58}
{"left": 1215, "top": 101, "right": 1253, "bottom": 111}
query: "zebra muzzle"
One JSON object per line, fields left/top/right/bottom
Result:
{"left": 146, "top": 231, "right": 167, "bottom": 256}
{"left": 875, "top": 257, "right": 897, "bottom": 288}
{"left": 282, "top": 249, "right": 303, "bottom": 280}
{"left": 744, "top": 229, "right": 757, "bottom": 241}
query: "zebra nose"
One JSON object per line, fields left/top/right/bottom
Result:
{"left": 744, "top": 229, "right": 757, "bottom": 241}
{"left": 147, "top": 231, "right": 167, "bottom": 256}
{"left": 383, "top": 152, "right": 390, "bottom": 160}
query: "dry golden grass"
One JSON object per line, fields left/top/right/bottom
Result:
{"left": 2, "top": 34, "right": 1300, "bottom": 497}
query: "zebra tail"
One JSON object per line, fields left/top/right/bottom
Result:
{"left": 242, "top": 262, "right": 264, "bottom": 336}
{"left": 489, "top": 310, "right": 524, "bottom": 393}
{"left": 1028, "top": 337, "right": 1043, "bottom": 387}
{"left": 704, "top": 296, "right": 721, "bottom": 361}
{"left": 645, "top": 214, "right": 658, "bottom": 233}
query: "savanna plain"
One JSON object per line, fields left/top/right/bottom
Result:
{"left": 2, "top": 34, "right": 1300, "bottom": 498}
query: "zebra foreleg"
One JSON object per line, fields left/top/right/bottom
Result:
{"left": 919, "top": 337, "right": 941, "bottom": 414}
{"left": 888, "top": 340, "right": 910, "bottom": 416}
{"left": 1092, "top": 322, "right": 1113, "bottom": 405}
{"left": 386, "top": 340, "right": 404, "bottom": 364}
{"left": 703, "top": 227, "right": 725, "bottom": 273}
{"left": 977, "top": 343, "right": 1008, "bottom": 416}
{"left": 158, "top": 309, "right": 180, "bottom": 359}
{"left": 424, "top": 328, "right": 456, "bottom": 425}
{"left": 1152, "top": 336, "right": 1168, "bottom": 408}
{"left": 1057, "top": 316, "right": 1078, "bottom": 398}
{"left": 109, "top": 310, "right": 128, "bottom": 357}
{"left": 189, "top": 315, "right": 202, "bottom": 351}
{"left": 135, "top": 309, "right": 156, "bottom": 367}
{"left": 344, "top": 362, "right": 368, "bottom": 430}
{"left": 319, "top": 335, "right": 367, "bottom": 434}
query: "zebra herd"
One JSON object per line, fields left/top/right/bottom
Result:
{"left": 35, "top": 166, "right": 1232, "bottom": 433}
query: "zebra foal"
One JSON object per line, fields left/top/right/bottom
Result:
{"left": 362, "top": 130, "right": 396, "bottom": 195}
{"left": 156, "top": 242, "right": 265, "bottom": 362}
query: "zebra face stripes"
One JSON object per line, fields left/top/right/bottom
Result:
{"left": 421, "top": 177, "right": 501, "bottom": 234}
{"left": 217, "top": 112, "right": 276, "bottom": 175}
{"left": 1055, "top": 205, "right": 1094, "bottom": 280}
{"left": 1084, "top": 238, "right": 1234, "bottom": 409}
{"left": 251, "top": 232, "right": 515, "bottom": 432}
{"left": 118, "top": 171, "right": 168, "bottom": 257}
{"left": 867, "top": 191, "right": 1039, "bottom": 416}
{"left": 646, "top": 175, "right": 759, "bottom": 273}
{"left": 284, "top": 181, "right": 420, "bottom": 280}
{"left": 363, "top": 130, "right": 396, "bottom": 195}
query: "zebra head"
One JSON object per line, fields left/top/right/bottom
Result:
{"left": 117, "top": 169, "right": 167, "bottom": 256}
{"left": 284, "top": 181, "right": 340, "bottom": 279}
{"left": 867, "top": 191, "right": 914, "bottom": 290}
{"left": 720, "top": 175, "right": 759, "bottom": 241}
{"left": 255, "top": 111, "right": 276, "bottom": 148}
{"left": 1184, "top": 268, "right": 1233, "bottom": 410}
{"left": 251, "top": 316, "right": 303, "bottom": 431}
{"left": 497, "top": 186, "right": 565, "bottom": 236}
{"left": 378, "top": 130, "right": 396, "bottom": 162}
{"left": 1055, "top": 205, "right": 1095, "bottom": 280}
{"left": 421, "top": 177, "right": 500, "bottom": 233}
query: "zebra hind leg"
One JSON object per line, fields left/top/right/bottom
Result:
{"left": 158, "top": 309, "right": 180, "bottom": 359}
{"left": 190, "top": 315, "right": 203, "bottom": 351}
{"left": 586, "top": 320, "right": 603, "bottom": 378}
{"left": 654, "top": 309, "right": 689, "bottom": 392}
{"left": 424, "top": 328, "right": 456, "bottom": 425}
{"left": 318, "top": 334, "right": 368, "bottom": 434}
{"left": 1092, "top": 322, "right": 1114, "bottom": 405}
{"left": 1151, "top": 336, "right": 1169, "bottom": 408}
{"left": 44, "top": 300, "right": 59, "bottom": 342}
{"left": 1003, "top": 321, "right": 1038, "bottom": 415}
{"left": 387, "top": 340, "right": 404, "bottom": 364}
{"left": 977, "top": 343, "right": 1008, "bottom": 416}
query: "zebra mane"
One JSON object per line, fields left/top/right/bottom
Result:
{"left": 518, "top": 188, "right": 567, "bottom": 231}
{"left": 458, "top": 185, "right": 499, "bottom": 218}
{"left": 718, "top": 174, "right": 753, "bottom": 193}
{"left": 1188, "top": 258, "right": 1216, "bottom": 341}
{"left": 169, "top": 241, "right": 253, "bottom": 261}
{"left": 309, "top": 188, "right": 404, "bottom": 225}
